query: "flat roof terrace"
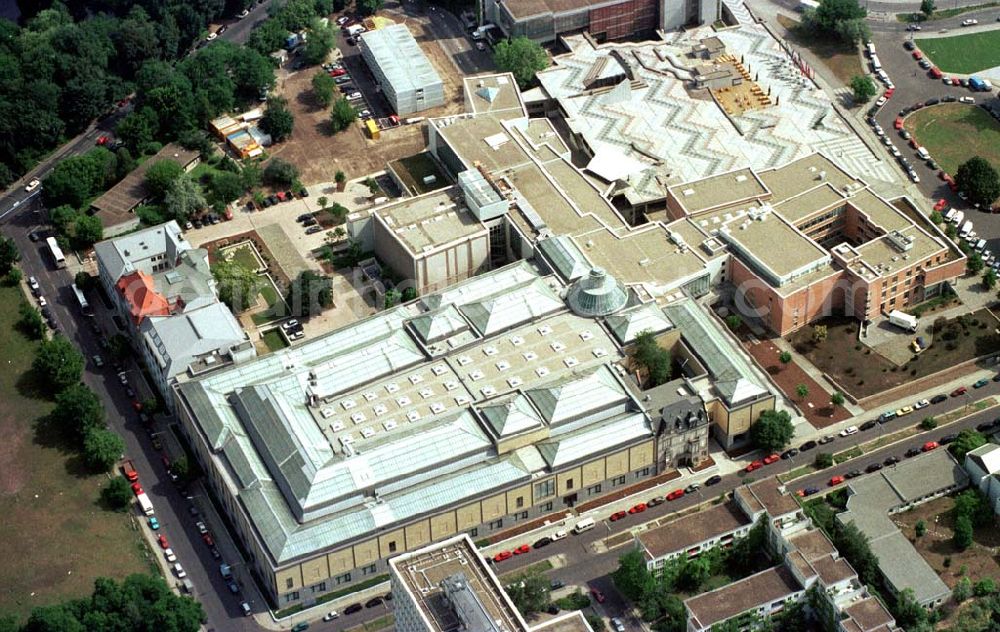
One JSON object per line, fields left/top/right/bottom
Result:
{"left": 719, "top": 212, "right": 830, "bottom": 281}
{"left": 435, "top": 115, "right": 534, "bottom": 173}
{"left": 638, "top": 502, "right": 751, "bottom": 560}
{"left": 772, "top": 183, "right": 846, "bottom": 226}
{"left": 376, "top": 189, "right": 487, "bottom": 254}
{"left": 463, "top": 74, "right": 525, "bottom": 115}
{"left": 854, "top": 226, "right": 943, "bottom": 275}
{"left": 572, "top": 225, "right": 709, "bottom": 291}
{"left": 757, "top": 154, "right": 858, "bottom": 204}
{"left": 390, "top": 535, "right": 528, "bottom": 632}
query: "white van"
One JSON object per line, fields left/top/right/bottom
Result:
{"left": 944, "top": 208, "right": 957, "bottom": 222}
{"left": 951, "top": 210, "right": 965, "bottom": 225}
{"left": 974, "top": 238, "right": 987, "bottom": 252}
{"left": 960, "top": 220, "right": 974, "bottom": 238}
{"left": 573, "top": 518, "right": 595, "bottom": 534}
{"left": 866, "top": 42, "right": 876, "bottom": 57}
{"left": 870, "top": 55, "right": 881, "bottom": 71}
{"left": 916, "top": 146, "right": 930, "bottom": 161}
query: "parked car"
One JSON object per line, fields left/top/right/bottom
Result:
{"left": 859, "top": 420, "right": 878, "bottom": 431}
{"left": 590, "top": 588, "right": 606, "bottom": 603}
{"left": 800, "top": 440, "right": 818, "bottom": 451}
{"left": 512, "top": 544, "right": 531, "bottom": 555}
{"left": 609, "top": 510, "right": 627, "bottom": 521}
{"left": 884, "top": 456, "right": 900, "bottom": 466}
{"left": 305, "top": 225, "right": 323, "bottom": 235}
{"left": 829, "top": 475, "right": 845, "bottom": 486}
{"left": 781, "top": 448, "right": 799, "bottom": 459}
{"left": 865, "top": 463, "right": 883, "bottom": 473}
{"left": 148, "top": 517, "right": 160, "bottom": 530}
{"left": 344, "top": 604, "right": 364, "bottom": 615}
{"left": 840, "top": 426, "right": 859, "bottom": 437}
{"left": 938, "top": 433, "right": 959, "bottom": 444}
{"left": 962, "top": 18, "right": 978, "bottom": 26}
{"left": 705, "top": 474, "right": 722, "bottom": 486}
{"left": 930, "top": 394, "right": 948, "bottom": 404}
{"left": 534, "top": 536, "right": 552, "bottom": 549}
{"left": 905, "top": 447, "right": 921, "bottom": 457}
{"left": 922, "top": 441, "right": 939, "bottom": 452}
{"left": 365, "top": 597, "right": 384, "bottom": 608}
{"left": 628, "top": 503, "right": 647, "bottom": 514}
{"left": 745, "top": 460, "right": 763, "bottom": 472}
{"left": 684, "top": 483, "right": 701, "bottom": 494}
{"left": 323, "top": 612, "right": 340, "bottom": 622}
{"left": 25, "top": 179, "right": 40, "bottom": 192}
{"left": 974, "top": 378, "right": 989, "bottom": 388}
{"left": 666, "top": 488, "right": 685, "bottom": 501}
{"left": 763, "top": 453, "right": 780, "bottom": 465}
{"left": 611, "top": 618, "right": 626, "bottom": 632}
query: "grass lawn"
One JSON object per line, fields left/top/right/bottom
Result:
{"left": 898, "top": 2, "right": 1000, "bottom": 22}
{"left": 251, "top": 282, "right": 287, "bottom": 326}
{"left": 905, "top": 103, "right": 1000, "bottom": 176}
{"left": 389, "top": 152, "right": 449, "bottom": 195}
{"left": 776, "top": 15, "right": 864, "bottom": 85}
{"left": 0, "top": 285, "right": 148, "bottom": 621}
{"left": 262, "top": 330, "right": 289, "bottom": 352}
{"left": 916, "top": 30, "right": 1000, "bottom": 74}
{"left": 228, "top": 244, "right": 263, "bottom": 271}
{"left": 791, "top": 311, "right": 1000, "bottom": 399}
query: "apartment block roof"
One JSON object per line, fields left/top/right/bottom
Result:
{"left": 638, "top": 502, "right": 751, "bottom": 560}
{"left": 117, "top": 270, "right": 172, "bottom": 324}
{"left": 685, "top": 565, "right": 802, "bottom": 630}
{"left": 95, "top": 220, "right": 190, "bottom": 284}
{"left": 842, "top": 597, "right": 896, "bottom": 632}
{"left": 140, "top": 302, "right": 248, "bottom": 381}
{"left": 734, "top": 476, "right": 800, "bottom": 519}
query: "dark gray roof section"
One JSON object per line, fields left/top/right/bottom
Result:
{"left": 837, "top": 448, "right": 967, "bottom": 606}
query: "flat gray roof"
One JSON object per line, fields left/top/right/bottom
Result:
{"left": 638, "top": 502, "right": 750, "bottom": 560}
{"left": 685, "top": 565, "right": 801, "bottom": 630}
{"left": 837, "top": 448, "right": 967, "bottom": 605}
{"left": 375, "top": 188, "right": 487, "bottom": 254}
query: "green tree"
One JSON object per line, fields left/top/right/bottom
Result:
{"left": 4, "top": 268, "right": 21, "bottom": 286}
{"left": 725, "top": 314, "right": 743, "bottom": 330}
{"left": 240, "top": 161, "right": 262, "bottom": 191}
{"left": 212, "top": 258, "right": 260, "bottom": 313}
{"left": 815, "top": 452, "right": 834, "bottom": 468}
{"left": 493, "top": 36, "right": 549, "bottom": 88}
{"left": 163, "top": 175, "right": 206, "bottom": 222}
{"left": 42, "top": 148, "right": 116, "bottom": 208}
{"left": 330, "top": 97, "right": 357, "bottom": 133}
{"left": 796, "top": 383, "right": 809, "bottom": 399}
{"left": 751, "top": 409, "right": 795, "bottom": 452}
{"left": 983, "top": 268, "right": 997, "bottom": 290}
{"left": 850, "top": 75, "right": 877, "bottom": 103}
{"left": 831, "top": 521, "right": 879, "bottom": 586}
{"left": 806, "top": 0, "right": 868, "bottom": 41}
{"left": 953, "top": 515, "right": 973, "bottom": 550}
{"left": 956, "top": 156, "right": 1000, "bottom": 209}
{"left": 261, "top": 96, "right": 295, "bottom": 142}
{"left": 632, "top": 330, "right": 672, "bottom": 387}
{"left": 302, "top": 19, "right": 335, "bottom": 65}
{"left": 33, "top": 336, "right": 84, "bottom": 392}
{"left": 946, "top": 223, "right": 957, "bottom": 239}
{"left": 831, "top": 392, "right": 845, "bottom": 406}
{"left": 969, "top": 250, "right": 985, "bottom": 274}
{"left": 172, "top": 455, "right": 191, "bottom": 481}
{"left": 83, "top": 427, "right": 125, "bottom": 472}
{"left": 949, "top": 429, "right": 987, "bottom": 460}
{"left": 74, "top": 271, "right": 93, "bottom": 290}
{"left": 312, "top": 71, "right": 336, "bottom": 107}
{"left": 929, "top": 210, "right": 943, "bottom": 224}
{"left": 613, "top": 549, "right": 655, "bottom": 600}
{"left": 144, "top": 159, "right": 184, "bottom": 198}
{"left": 52, "top": 383, "right": 105, "bottom": 441}
{"left": 317, "top": 195, "right": 329, "bottom": 211}
{"left": 18, "top": 303, "right": 46, "bottom": 340}
{"left": 953, "top": 576, "right": 973, "bottom": 602}
{"left": 920, "top": 416, "right": 937, "bottom": 430}
{"left": 975, "top": 578, "right": 996, "bottom": 596}
{"left": 920, "top": 0, "right": 935, "bottom": 17}
{"left": 384, "top": 288, "right": 401, "bottom": 309}
{"left": 101, "top": 477, "right": 134, "bottom": 511}
{"left": 209, "top": 171, "right": 244, "bottom": 206}
{"left": 335, "top": 170, "right": 347, "bottom": 188}
{"left": 287, "top": 270, "right": 334, "bottom": 317}
{"left": 953, "top": 489, "right": 993, "bottom": 528}
{"left": 263, "top": 158, "right": 299, "bottom": 186}
{"left": 357, "top": 0, "right": 384, "bottom": 16}
{"left": 116, "top": 107, "right": 160, "bottom": 153}
{"left": 72, "top": 213, "right": 103, "bottom": 249}
{"left": 893, "top": 588, "right": 927, "bottom": 629}
{"left": 915, "top": 519, "right": 926, "bottom": 537}
{"left": 778, "top": 351, "right": 792, "bottom": 365}
{"left": 0, "top": 236, "right": 21, "bottom": 275}
{"left": 727, "top": 518, "right": 768, "bottom": 577}
{"left": 504, "top": 568, "right": 550, "bottom": 617}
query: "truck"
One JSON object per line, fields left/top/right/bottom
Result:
{"left": 888, "top": 310, "right": 918, "bottom": 332}
{"left": 136, "top": 492, "right": 154, "bottom": 516}
{"left": 798, "top": 0, "right": 820, "bottom": 11}
{"left": 121, "top": 459, "right": 139, "bottom": 482}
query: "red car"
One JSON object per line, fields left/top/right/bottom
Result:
{"left": 930, "top": 67, "right": 942, "bottom": 79}
{"left": 763, "top": 453, "right": 780, "bottom": 465}
{"left": 884, "top": 88, "right": 895, "bottom": 98}
{"left": 829, "top": 475, "right": 845, "bottom": 486}
{"left": 912, "top": 50, "right": 923, "bottom": 60}
{"left": 132, "top": 400, "right": 143, "bottom": 412}
{"left": 894, "top": 117, "right": 904, "bottom": 130}
{"left": 933, "top": 198, "right": 948, "bottom": 211}
{"left": 590, "top": 588, "right": 606, "bottom": 603}
{"left": 745, "top": 460, "right": 763, "bottom": 473}
{"left": 493, "top": 550, "right": 513, "bottom": 562}
{"left": 330, "top": 68, "right": 347, "bottom": 77}
{"left": 922, "top": 441, "right": 939, "bottom": 452}
{"left": 609, "top": 510, "right": 627, "bottom": 521}
{"left": 157, "top": 535, "right": 169, "bottom": 549}
{"left": 202, "top": 533, "right": 215, "bottom": 546}
{"left": 96, "top": 135, "right": 110, "bottom": 145}
{"left": 512, "top": 544, "right": 531, "bottom": 555}
{"left": 131, "top": 482, "right": 143, "bottom": 495}
{"left": 909, "top": 138, "right": 920, "bottom": 149}
{"left": 628, "top": 503, "right": 647, "bottom": 514}
{"left": 944, "top": 174, "right": 958, "bottom": 192}
{"left": 951, "top": 386, "right": 968, "bottom": 397}
{"left": 666, "top": 488, "right": 685, "bottom": 501}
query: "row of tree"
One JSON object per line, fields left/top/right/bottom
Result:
{"left": 0, "top": 573, "right": 204, "bottom": 632}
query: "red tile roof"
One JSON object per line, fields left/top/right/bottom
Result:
{"left": 116, "top": 270, "right": 171, "bottom": 324}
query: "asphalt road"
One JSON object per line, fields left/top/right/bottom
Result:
{"left": 867, "top": 20, "right": 1000, "bottom": 251}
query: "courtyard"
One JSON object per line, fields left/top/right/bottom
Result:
{"left": 904, "top": 103, "right": 1000, "bottom": 177}
{"left": 791, "top": 310, "right": 1000, "bottom": 400}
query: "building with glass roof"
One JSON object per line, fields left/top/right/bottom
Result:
{"left": 171, "top": 259, "right": 768, "bottom": 608}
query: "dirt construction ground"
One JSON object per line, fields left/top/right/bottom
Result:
{"left": 267, "top": 17, "right": 465, "bottom": 185}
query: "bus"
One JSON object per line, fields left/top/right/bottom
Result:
{"left": 72, "top": 284, "right": 92, "bottom": 316}
{"left": 45, "top": 236, "right": 66, "bottom": 269}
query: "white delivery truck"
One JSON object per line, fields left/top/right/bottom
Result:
{"left": 573, "top": 517, "right": 595, "bottom": 534}
{"left": 916, "top": 146, "right": 930, "bottom": 161}
{"left": 136, "top": 492, "right": 154, "bottom": 516}
{"left": 888, "top": 310, "right": 918, "bottom": 332}
{"left": 870, "top": 55, "right": 881, "bottom": 71}
{"left": 960, "top": 220, "right": 974, "bottom": 239}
